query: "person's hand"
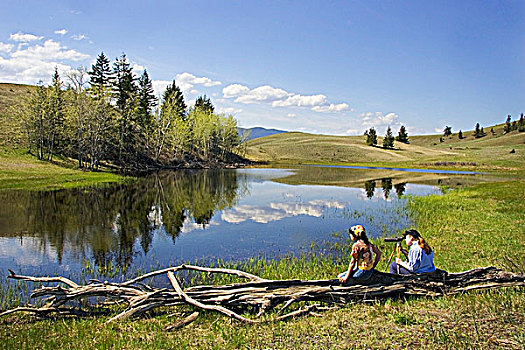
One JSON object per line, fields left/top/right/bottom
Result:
{"left": 396, "top": 257, "right": 403, "bottom": 264}
{"left": 339, "top": 275, "right": 347, "bottom": 283}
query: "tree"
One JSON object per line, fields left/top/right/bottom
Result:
{"left": 193, "top": 95, "right": 214, "bottom": 114}
{"left": 154, "top": 80, "right": 188, "bottom": 161}
{"left": 458, "top": 130, "right": 463, "bottom": 139}
{"left": 136, "top": 69, "right": 157, "bottom": 137}
{"left": 474, "top": 123, "right": 485, "bottom": 138}
{"left": 396, "top": 125, "right": 409, "bottom": 143}
{"left": 88, "top": 52, "right": 113, "bottom": 99}
{"left": 383, "top": 126, "right": 395, "bottom": 149}
{"left": 113, "top": 53, "right": 137, "bottom": 163}
{"left": 504, "top": 115, "right": 512, "bottom": 134}
{"left": 519, "top": 113, "right": 525, "bottom": 132}
{"left": 47, "top": 68, "right": 65, "bottom": 160}
{"left": 364, "top": 127, "right": 377, "bottom": 146}
{"left": 443, "top": 126, "right": 452, "bottom": 137}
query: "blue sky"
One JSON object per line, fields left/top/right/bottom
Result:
{"left": 1, "top": 1, "right": 523, "bottom": 135}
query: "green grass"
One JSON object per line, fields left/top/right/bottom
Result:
{"left": 0, "top": 147, "right": 124, "bottom": 190}
{"left": 0, "top": 181, "right": 524, "bottom": 349}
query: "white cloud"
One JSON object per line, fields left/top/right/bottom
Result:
{"left": 152, "top": 80, "right": 172, "bottom": 99}
{"left": 175, "top": 72, "right": 221, "bottom": 91}
{"left": 217, "top": 106, "right": 243, "bottom": 115}
{"left": 361, "top": 112, "right": 402, "bottom": 132}
{"left": 0, "top": 37, "right": 91, "bottom": 84}
{"left": 272, "top": 94, "right": 327, "bottom": 107}
{"left": 222, "top": 83, "right": 351, "bottom": 113}
{"left": 312, "top": 103, "right": 351, "bottom": 113}
{"left": 54, "top": 29, "right": 68, "bottom": 36}
{"left": 0, "top": 42, "right": 14, "bottom": 53}
{"left": 287, "top": 113, "right": 297, "bottom": 118}
{"left": 9, "top": 32, "right": 43, "bottom": 42}
{"left": 223, "top": 83, "right": 250, "bottom": 98}
{"left": 11, "top": 40, "right": 89, "bottom": 61}
{"left": 71, "top": 34, "right": 87, "bottom": 41}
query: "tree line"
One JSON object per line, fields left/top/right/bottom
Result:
{"left": 364, "top": 125, "right": 408, "bottom": 149}
{"left": 443, "top": 113, "right": 524, "bottom": 141}
{"left": 20, "top": 52, "right": 244, "bottom": 172}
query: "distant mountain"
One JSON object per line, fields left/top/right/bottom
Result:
{"left": 238, "top": 127, "right": 288, "bottom": 140}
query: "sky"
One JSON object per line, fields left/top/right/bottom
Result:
{"left": 0, "top": 0, "right": 524, "bottom": 136}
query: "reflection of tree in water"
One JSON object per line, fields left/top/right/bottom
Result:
{"left": 0, "top": 169, "right": 246, "bottom": 272}
{"left": 394, "top": 183, "right": 406, "bottom": 198}
{"left": 381, "top": 178, "right": 392, "bottom": 199}
{"left": 364, "top": 180, "right": 376, "bottom": 199}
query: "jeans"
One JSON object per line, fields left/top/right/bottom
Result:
{"left": 338, "top": 268, "right": 373, "bottom": 281}
{"left": 389, "top": 261, "right": 412, "bottom": 274}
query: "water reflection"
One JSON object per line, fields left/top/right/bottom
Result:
{"left": 0, "top": 168, "right": 444, "bottom": 276}
{"left": 0, "top": 170, "right": 246, "bottom": 272}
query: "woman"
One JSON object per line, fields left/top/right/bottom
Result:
{"left": 339, "top": 225, "right": 382, "bottom": 284}
{"left": 389, "top": 229, "right": 435, "bottom": 274}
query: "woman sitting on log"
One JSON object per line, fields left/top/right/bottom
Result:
{"left": 389, "top": 229, "right": 436, "bottom": 274}
{"left": 338, "top": 225, "right": 382, "bottom": 284}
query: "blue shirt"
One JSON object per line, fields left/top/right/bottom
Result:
{"left": 407, "top": 243, "right": 435, "bottom": 273}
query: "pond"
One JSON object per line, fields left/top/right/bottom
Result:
{"left": 0, "top": 166, "right": 487, "bottom": 279}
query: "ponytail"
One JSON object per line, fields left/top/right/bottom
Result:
{"left": 418, "top": 237, "right": 432, "bottom": 255}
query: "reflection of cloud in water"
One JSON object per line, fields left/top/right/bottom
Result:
{"left": 181, "top": 220, "right": 219, "bottom": 234}
{"left": 270, "top": 203, "right": 323, "bottom": 217}
{"left": 221, "top": 205, "right": 287, "bottom": 224}
{"left": 0, "top": 237, "right": 57, "bottom": 267}
{"left": 221, "top": 202, "right": 326, "bottom": 224}
{"left": 308, "top": 199, "right": 346, "bottom": 209}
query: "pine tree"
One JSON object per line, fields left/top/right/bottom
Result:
{"left": 88, "top": 52, "right": 113, "bottom": 98}
{"left": 396, "top": 125, "right": 409, "bottom": 143}
{"left": 365, "top": 127, "right": 377, "bottom": 146}
{"left": 47, "top": 68, "right": 65, "bottom": 160}
{"left": 137, "top": 69, "right": 157, "bottom": 134}
{"left": 474, "top": 123, "right": 483, "bottom": 138}
{"left": 519, "top": 113, "right": 525, "bottom": 132}
{"left": 194, "top": 95, "right": 214, "bottom": 114}
{"left": 443, "top": 126, "right": 452, "bottom": 137}
{"left": 162, "top": 80, "right": 187, "bottom": 120}
{"left": 383, "top": 126, "right": 395, "bottom": 148}
{"left": 113, "top": 53, "right": 138, "bottom": 163}
{"left": 504, "top": 115, "right": 512, "bottom": 134}
{"left": 458, "top": 130, "right": 463, "bottom": 139}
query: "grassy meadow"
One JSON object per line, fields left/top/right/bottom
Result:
{"left": 0, "top": 82, "right": 524, "bottom": 348}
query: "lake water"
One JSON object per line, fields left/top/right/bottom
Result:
{"left": 0, "top": 166, "right": 484, "bottom": 279}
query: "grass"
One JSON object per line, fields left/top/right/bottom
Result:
{"left": 0, "top": 147, "right": 124, "bottom": 190}
{"left": 0, "top": 181, "right": 524, "bottom": 349}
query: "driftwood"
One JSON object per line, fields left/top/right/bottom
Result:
{"left": 1, "top": 265, "right": 524, "bottom": 326}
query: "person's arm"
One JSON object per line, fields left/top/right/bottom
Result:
{"left": 371, "top": 244, "right": 382, "bottom": 269}
{"left": 339, "top": 245, "right": 358, "bottom": 283}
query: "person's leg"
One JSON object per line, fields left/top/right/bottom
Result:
{"left": 389, "top": 262, "right": 412, "bottom": 274}
{"left": 350, "top": 268, "right": 373, "bottom": 281}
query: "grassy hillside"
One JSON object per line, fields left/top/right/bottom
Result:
{"left": 0, "top": 83, "right": 34, "bottom": 148}
{"left": 246, "top": 128, "right": 525, "bottom": 173}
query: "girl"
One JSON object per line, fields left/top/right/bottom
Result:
{"left": 339, "top": 225, "right": 382, "bottom": 284}
{"left": 389, "top": 229, "right": 435, "bottom": 274}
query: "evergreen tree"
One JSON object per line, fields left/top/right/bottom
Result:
{"left": 137, "top": 69, "right": 157, "bottom": 135}
{"left": 383, "top": 126, "right": 395, "bottom": 148}
{"left": 443, "top": 126, "right": 452, "bottom": 137}
{"left": 519, "top": 113, "right": 525, "bottom": 132}
{"left": 364, "top": 127, "right": 377, "bottom": 146}
{"left": 193, "top": 95, "right": 214, "bottom": 114}
{"left": 504, "top": 115, "right": 511, "bottom": 134}
{"left": 396, "top": 125, "right": 409, "bottom": 143}
{"left": 474, "top": 123, "right": 483, "bottom": 138}
{"left": 88, "top": 52, "right": 113, "bottom": 98}
{"left": 113, "top": 53, "right": 137, "bottom": 162}
{"left": 47, "top": 68, "right": 65, "bottom": 160}
{"left": 458, "top": 130, "right": 463, "bottom": 139}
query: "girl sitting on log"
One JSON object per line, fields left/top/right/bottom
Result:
{"left": 338, "top": 225, "right": 382, "bottom": 284}
{"left": 389, "top": 229, "right": 436, "bottom": 274}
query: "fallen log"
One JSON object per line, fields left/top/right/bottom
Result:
{"left": 1, "top": 265, "right": 523, "bottom": 325}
